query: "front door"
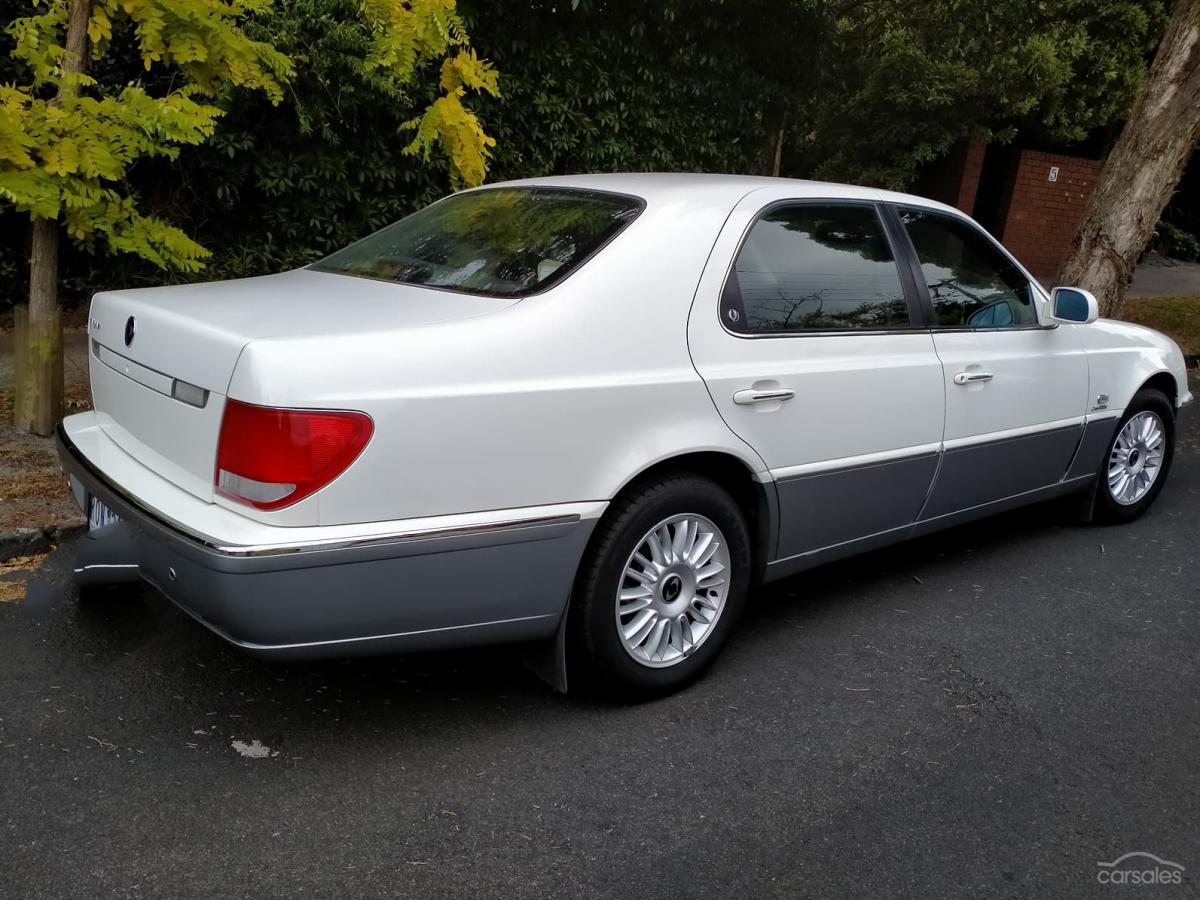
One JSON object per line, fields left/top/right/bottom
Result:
{"left": 890, "top": 206, "right": 1090, "bottom": 521}
{"left": 688, "top": 194, "right": 946, "bottom": 563}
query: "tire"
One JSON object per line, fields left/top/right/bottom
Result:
{"left": 566, "top": 472, "right": 752, "bottom": 699}
{"left": 1091, "top": 388, "right": 1176, "bottom": 524}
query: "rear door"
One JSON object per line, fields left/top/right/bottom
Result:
{"left": 688, "top": 192, "right": 945, "bottom": 563}
{"left": 889, "top": 205, "right": 1090, "bottom": 522}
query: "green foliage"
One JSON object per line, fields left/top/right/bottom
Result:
{"left": 1154, "top": 221, "right": 1200, "bottom": 261}
{"left": 0, "top": 0, "right": 1172, "bottom": 299}
{"left": 791, "top": 0, "right": 1166, "bottom": 187}
{"left": 361, "top": 0, "right": 498, "bottom": 186}
{"left": 0, "top": 0, "right": 498, "bottom": 286}
{"left": 1, "top": 0, "right": 291, "bottom": 271}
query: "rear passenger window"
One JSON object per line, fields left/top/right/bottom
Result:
{"left": 898, "top": 208, "right": 1037, "bottom": 328}
{"left": 721, "top": 204, "right": 911, "bottom": 334}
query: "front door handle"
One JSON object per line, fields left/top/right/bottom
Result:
{"left": 733, "top": 388, "right": 795, "bottom": 405}
{"left": 953, "top": 371, "right": 994, "bottom": 385}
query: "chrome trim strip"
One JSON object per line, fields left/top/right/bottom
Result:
{"left": 95, "top": 342, "right": 174, "bottom": 396}
{"left": 771, "top": 443, "right": 941, "bottom": 481}
{"left": 915, "top": 474, "right": 1094, "bottom": 527}
{"left": 161, "top": 604, "right": 558, "bottom": 653}
{"left": 929, "top": 324, "right": 1058, "bottom": 334}
{"left": 768, "top": 521, "right": 912, "bottom": 567}
{"left": 57, "top": 424, "right": 581, "bottom": 559}
{"left": 941, "top": 418, "right": 1083, "bottom": 452}
{"left": 213, "top": 515, "right": 582, "bottom": 558}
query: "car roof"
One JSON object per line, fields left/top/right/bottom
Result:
{"left": 483, "top": 172, "right": 960, "bottom": 216}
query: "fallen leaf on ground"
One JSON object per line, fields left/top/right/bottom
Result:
{"left": 0, "top": 581, "right": 26, "bottom": 603}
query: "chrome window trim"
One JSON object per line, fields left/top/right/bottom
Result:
{"left": 889, "top": 202, "right": 1051, "bottom": 331}
{"left": 716, "top": 198, "right": 926, "bottom": 340}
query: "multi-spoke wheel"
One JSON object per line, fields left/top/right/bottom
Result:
{"left": 568, "top": 473, "right": 751, "bottom": 697}
{"left": 1092, "top": 388, "right": 1175, "bottom": 524}
{"left": 616, "top": 514, "right": 731, "bottom": 668}
{"left": 1107, "top": 411, "right": 1166, "bottom": 505}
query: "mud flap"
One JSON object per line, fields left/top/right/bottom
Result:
{"left": 521, "top": 594, "right": 571, "bottom": 693}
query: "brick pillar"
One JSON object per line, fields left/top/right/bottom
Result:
{"left": 953, "top": 137, "right": 986, "bottom": 214}
{"left": 999, "top": 151, "right": 1102, "bottom": 282}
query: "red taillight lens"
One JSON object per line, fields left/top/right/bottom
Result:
{"left": 215, "top": 399, "right": 373, "bottom": 510}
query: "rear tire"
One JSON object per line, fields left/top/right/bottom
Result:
{"left": 1090, "top": 388, "right": 1175, "bottom": 524}
{"left": 567, "top": 473, "right": 752, "bottom": 699}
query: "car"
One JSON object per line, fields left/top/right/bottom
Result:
{"left": 58, "top": 173, "right": 1193, "bottom": 697}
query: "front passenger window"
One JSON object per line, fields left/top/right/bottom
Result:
{"left": 898, "top": 208, "right": 1037, "bottom": 329}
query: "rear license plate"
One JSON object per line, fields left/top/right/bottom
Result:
{"left": 88, "top": 496, "right": 121, "bottom": 532}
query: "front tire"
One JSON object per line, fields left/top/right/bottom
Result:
{"left": 567, "top": 473, "right": 752, "bottom": 699}
{"left": 1091, "top": 388, "right": 1175, "bottom": 524}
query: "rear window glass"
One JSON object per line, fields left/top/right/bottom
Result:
{"left": 311, "top": 187, "right": 643, "bottom": 297}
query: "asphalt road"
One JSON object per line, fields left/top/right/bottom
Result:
{"left": 3, "top": 386, "right": 1198, "bottom": 898}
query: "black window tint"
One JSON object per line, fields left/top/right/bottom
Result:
{"left": 898, "top": 208, "right": 1036, "bottom": 328}
{"left": 722, "top": 204, "right": 910, "bottom": 333}
{"left": 312, "top": 188, "right": 643, "bottom": 298}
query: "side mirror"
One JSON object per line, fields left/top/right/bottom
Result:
{"left": 1050, "top": 287, "right": 1099, "bottom": 324}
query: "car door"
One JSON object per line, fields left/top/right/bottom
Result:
{"left": 889, "top": 205, "right": 1091, "bottom": 522}
{"left": 688, "top": 193, "right": 946, "bottom": 564}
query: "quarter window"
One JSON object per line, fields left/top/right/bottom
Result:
{"left": 898, "top": 208, "right": 1037, "bottom": 328}
{"left": 722, "top": 204, "right": 911, "bottom": 334}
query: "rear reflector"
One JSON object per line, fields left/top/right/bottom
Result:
{"left": 215, "top": 399, "right": 373, "bottom": 510}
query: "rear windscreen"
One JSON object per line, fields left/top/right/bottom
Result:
{"left": 311, "top": 187, "right": 644, "bottom": 297}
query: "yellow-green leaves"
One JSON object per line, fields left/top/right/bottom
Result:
{"left": 1, "top": 0, "right": 291, "bottom": 271}
{"left": 361, "top": 1, "right": 499, "bottom": 186}
{"left": 1, "top": 0, "right": 501, "bottom": 276}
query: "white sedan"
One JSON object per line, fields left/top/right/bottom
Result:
{"left": 59, "top": 174, "right": 1193, "bottom": 697}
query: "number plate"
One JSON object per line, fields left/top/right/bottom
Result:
{"left": 88, "top": 496, "right": 121, "bottom": 532}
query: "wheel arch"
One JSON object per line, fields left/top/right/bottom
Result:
{"left": 607, "top": 450, "right": 778, "bottom": 582}
{"left": 1137, "top": 371, "right": 1178, "bottom": 410}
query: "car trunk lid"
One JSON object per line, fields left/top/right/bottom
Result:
{"left": 87, "top": 268, "right": 515, "bottom": 501}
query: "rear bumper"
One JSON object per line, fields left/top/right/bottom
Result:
{"left": 57, "top": 424, "right": 595, "bottom": 659}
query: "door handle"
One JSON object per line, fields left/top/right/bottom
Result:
{"left": 953, "top": 371, "right": 994, "bottom": 385}
{"left": 733, "top": 388, "right": 795, "bottom": 405}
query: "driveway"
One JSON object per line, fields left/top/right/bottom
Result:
{"left": 2, "top": 377, "right": 1198, "bottom": 898}
{"left": 1129, "top": 252, "right": 1200, "bottom": 297}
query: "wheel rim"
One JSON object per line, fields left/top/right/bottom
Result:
{"left": 1108, "top": 411, "right": 1166, "bottom": 506}
{"left": 615, "top": 513, "right": 731, "bottom": 669}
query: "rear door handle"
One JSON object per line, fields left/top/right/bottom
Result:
{"left": 733, "top": 388, "right": 795, "bottom": 405}
{"left": 953, "top": 371, "right": 994, "bottom": 385}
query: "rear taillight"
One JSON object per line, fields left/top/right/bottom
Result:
{"left": 215, "top": 399, "right": 373, "bottom": 511}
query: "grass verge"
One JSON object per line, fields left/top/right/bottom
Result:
{"left": 1121, "top": 294, "right": 1200, "bottom": 356}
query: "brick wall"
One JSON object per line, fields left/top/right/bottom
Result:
{"left": 998, "top": 150, "right": 1101, "bottom": 282}
{"left": 916, "top": 137, "right": 986, "bottom": 214}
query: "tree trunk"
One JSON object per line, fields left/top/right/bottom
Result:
{"left": 15, "top": 221, "right": 64, "bottom": 434}
{"left": 1055, "top": 0, "right": 1200, "bottom": 317}
{"left": 15, "top": 0, "right": 91, "bottom": 435}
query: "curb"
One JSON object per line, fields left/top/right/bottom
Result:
{"left": 0, "top": 524, "right": 86, "bottom": 564}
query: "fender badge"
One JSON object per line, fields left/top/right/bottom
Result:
{"left": 124, "top": 315, "right": 136, "bottom": 347}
